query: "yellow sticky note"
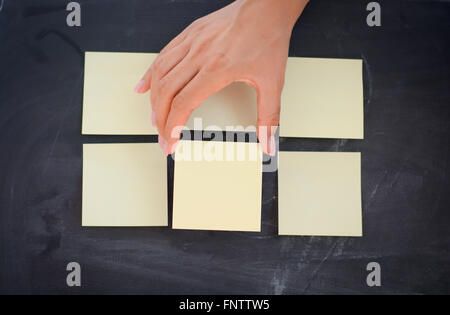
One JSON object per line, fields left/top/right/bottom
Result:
{"left": 82, "top": 143, "right": 167, "bottom": 226}
{"left": 172, "top": 140, "right": 262, "bottom": 232}
{"left": 280, "top": 57, "right": 364, "bottom": 139}
{"left": 82, "top": 52, "right": 158, "bottom": 135}
{"left": 82, "top": 52, "right": 363, "bottom": 138}
{"left": 278, "top": 151, "right": 362, "bottom": 237}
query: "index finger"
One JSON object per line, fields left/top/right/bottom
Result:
{"left": 163, "top": 71, "right": 232, "bottom": 154}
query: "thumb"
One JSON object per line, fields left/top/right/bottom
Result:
{"left": 256, "top": 85, "right": 281, "bottom": 156}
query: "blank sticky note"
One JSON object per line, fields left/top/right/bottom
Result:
{"left": 278, "top": 151, "right": 362, "bottom": 237}
{"left": 82, "top": 52, "right": 158, "bottom": 135}
{"left": 82, "top": 143, "right": 167, "bottom": 226}
{"left": 82, "top": 52, "right": 362, "bottom": 138}
{"left": 280, "top": 57, "right": 363, "bottom": 139}
{"left": 172, "top": 140, "right": 262, "bottom": 232}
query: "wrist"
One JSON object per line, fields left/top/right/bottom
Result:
{"left": 237, "top": 0, "right": 308, "bottom": 30}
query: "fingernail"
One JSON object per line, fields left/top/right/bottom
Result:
{"left": 164, "top": 142, "right": 171, "bottom": 156}
{"left": 134, "top": 80, "right": 145, "bottom": 93}
{"left": 158, "top": 135, "right": 166, "bottom": 153}
{"left": 162, "top": 139, "right": 169, "bottom": 156}
{"left": 168, "top": 141, "right": 179, "bottom": 156}
{"left": 268, "top": 135, "right": 276, "bottom": 156}
{"left": 151, "top": 111, "right": 156, "bottom": 127}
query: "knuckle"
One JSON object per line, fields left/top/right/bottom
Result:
{"left": 172, "top": 91, "right": 197, "bottom": 114}
{"left": 152, "top": 57, "right": 165, "bottom": 73}
{"left": 270, "top": 112, "right": 281, "bottom": 123}
{"left": 158, "top": 78, "right": 170, "bottom": 92}
{"left": 190, "top": 39, "right": 209, "bottom": 56}
{"left": 258, "top": 112, "right": 280, "bottom": 126}
{"left": 187, "top": 18, "right": 206, "bottom": 32}
{"left": 172, "top": 93, "right": 188, "bottom": 111}
{"left": 204, "top": 53, "right": 230, "bottom": 73}
{"left": 188, "top": 19, "right": 201, "bottom": 29}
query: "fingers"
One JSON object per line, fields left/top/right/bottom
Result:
{"left": 149, "top": 43, "right": 190, "bottom": 127}
{"left": 134, "top": 31, "right": 190, "bottom": 94}
{"left": 152, "top": 57, "right": 199, "bottom": 140}
{"left": 163, "top": 71, "right": 231, "bottom": 154}
{"left": 159, "top": 29, "right": 189, "bottom": 55}
{"left": 256, "top": 84, "right": 282, "bottom": 156}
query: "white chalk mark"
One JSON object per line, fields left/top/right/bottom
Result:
{"left": 271, "top": 266, "right": 290, "bottom": 295}
{"left": 302, "top": 240, "right": 339, "bottom": 294}
{"left": 361, "top": 52, "right": 373, "bottom": 106}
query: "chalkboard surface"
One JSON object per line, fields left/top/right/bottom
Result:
{"left": 0, "top": 0, "right": 449, "bottom": 294}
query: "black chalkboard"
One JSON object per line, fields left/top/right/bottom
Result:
{"left": 0, "top": 0, "right": 449, "bottom": 294}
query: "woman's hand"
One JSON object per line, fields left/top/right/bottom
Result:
{"left": 135, "top": 0, "right": 309, "bottom": 155}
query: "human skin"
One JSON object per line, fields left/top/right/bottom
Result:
{"left": 135, "top": 0, "right": 309, "bottom": 155}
